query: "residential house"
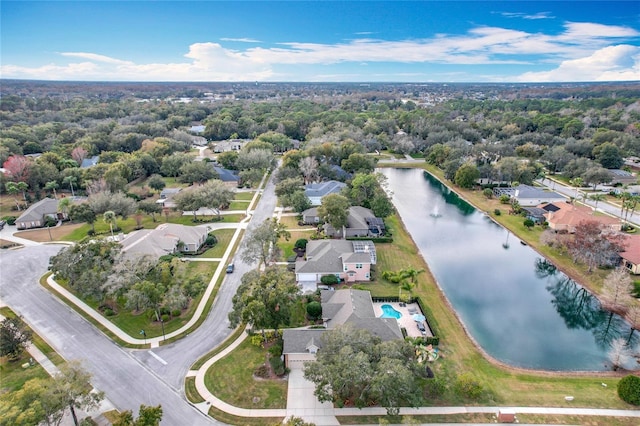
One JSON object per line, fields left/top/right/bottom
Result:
{"left": 607, "top": 169, "right": 637, "bottom": 186}
{"left": 213, "top": 166, "right": 241, "bottom": 187}
{"left": 211, "top": 139, "right": 248, "bottom": 153}
{"left": 282, "top": 289, "right": 402, "bottom": 369}
{"left": 80, "top": 156, "right": 100, "bottom": 168}
{"left": 521, "top": 207, "right": 548, "bottom": 224}
{"left": 302, "top": 206, "right": 385, "bottom": 238}
{"left": 494, "top": 184, "right": 565, "bottom": 207}
{"left": 541, "top": 201, "right": 621, "bottom": 233}
{"left": 620, "top": 234, "right": 640, "bottom": 274}
{"left": 295, "top": 239, "right": 376, "bottom": 285}
{"left": 156, "top": 187, "right": 182, "bottom": 209}
{"left": 16, "top": 198, "right": 67, "bottom": 230}
{"left": 301, "top": 207, "right": 321, "bottom": 225}
{"left": 120, "top": 223, "right": 208, "bottom": 259}
{"left": 304, "top": 180, "right": 347, "bottom": 206}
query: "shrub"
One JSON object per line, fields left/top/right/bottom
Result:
{"left": 482, "top": 188, "right": 493, "bottom": 199}
{"left": 269, "top": 356, "right": 286, "bottom": 376}
{"left": 171, "top": 309, "right": 182, "bottom": 317}
{"left": 499, "top": 194, "right": 511, "bottom": 204}
{"left": 87, "top": 229, "right": 96, "bottom": 236}
{"left": 160, "top": 307, "right": 171, "bottom": 316}
{"left": 424, "top": 376, "right": 446, "bottom": 398}
{"left": 294, "top": 238, "right": 308, "bottom": 249}
{"left": 493, "top": 209, "right": 501, "bottom": 216}
{"left": 250, "top": 334, "right": 263, "bottom": 347}
{"left": 254, "top": 364, "right": 269, "bottom": 378}
{"left": 523, "top": 218, "right": 535, "bottom": 229}
{"left": 161, "top": 314, "right": 170, "bottom": 322}
{"left": 454, "top": 373, "right": 483, "bottom": 400}
{"left": 306, "top": 301, "right": 322, "bottom": 320}
{"left": 320, "top": 275, "right": 339, "bottom": 285}
{"left": 2, "top": 216, "right": 17, "bottom": 225}
{"left": 268, "top": 341, "right": 283, "bottom": 357}
{"left": 104, "top": 308, "right": 115, "bottom": 317}
{"left": 618, "top": 375, "right": 640, "bottom": 405}
{"left": 205, "top": 235, "right": 217, "bottom": 246}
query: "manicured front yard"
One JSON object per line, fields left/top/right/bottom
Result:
{"left": 204, "top": 338, "right": 287, "bottom": 409}
{"left": 197, "top": 229, "right": 236, "bottom": 258}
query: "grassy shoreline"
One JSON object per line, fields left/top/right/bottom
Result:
{"left": 371, "top": 163, "right": 636, "bottom": 409}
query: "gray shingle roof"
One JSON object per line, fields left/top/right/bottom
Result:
{"left": 282, "top": 329, "right": 327, "bottom": 354}
{"left": 304, "top": 180, "right": 346, "bottom": 198}
{"left": 121, "top": 223, "right": 207, "bottom": 259}
{"left": 16, "top": 198, "right": 58, "bottom": 223}
{"left": 283, "top": 289, "right": 403, "bottom": 356}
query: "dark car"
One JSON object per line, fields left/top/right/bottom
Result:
{"left": 0, "top": 220, "right": 5, "bottom": 230}
{"left": 226, "top": 263, "right": 234, "bottom": 273}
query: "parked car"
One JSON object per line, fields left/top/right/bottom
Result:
{"left": 226, "top": 263, "right": 234, "bottom": 273}
{"left": 0, "top": 220, "right": 5, "bottom": 230}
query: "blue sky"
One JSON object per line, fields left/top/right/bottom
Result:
{"left": 1, "top": 1, "right": 639, "bottom": 82}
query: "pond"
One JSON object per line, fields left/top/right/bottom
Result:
{"left": 381, "top": 167, "right": 638, "bottom": 371}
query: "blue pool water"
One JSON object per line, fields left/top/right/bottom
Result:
{"left": 380, "top": 304, "right": 402, "bottom": 319}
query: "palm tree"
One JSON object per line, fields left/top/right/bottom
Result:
{"left": 63, "top": 175, "right": 78, "bottom": 197}
{"left": 5, "top": 182, "right": 22, "bottom": 210}
{"left": 16, "top": 182, "right": 28, "bottom": 203}
{"left": 570, "top": 177, "right": 583, "bottom": 202}
{"left": 45, "top": 181, "right": 59, "bottom": 199}
{"left": 103, "top": 210, "right": 117, "bottom": 239}
{"left": 58, "top": 198, "right": 71, "bottom": 217}
{"left": 589, "top": 194, "right": 606, "bottom": 214}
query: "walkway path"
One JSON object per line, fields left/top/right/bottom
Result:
{"left": 188, "top": 326, "right": 640, "bottom": 425}
{"left": 0, "top": 308, "right": 117, "bottom": 426}
{"left": 44, "top": 186, "right": 262, "bottom": 347}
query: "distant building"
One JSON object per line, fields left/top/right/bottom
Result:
{"left": 494, "top": 184, "right": 565, "bottom": 207}
{"left": 541, "top": 201, "right": 621, "bottom": 233}
{"left": 607, "top": 169, "right": 637, "bottom": 185}
{"left": 304, "top": 180, "right": 347, "bottom": 206}
{"left": 156, "top": 187, "right": 182, "bottom": 208}
{"left": 212, "top": 166, "right": 241, "bottom": 187}
{"left": 16, "top": 198, "right": 67, "bottom": 230}
{"left": 80, "top": 155, "right": 100, "bottom": 168}
{"left": 189, "top": 125, "right": 206, "bottom": 134}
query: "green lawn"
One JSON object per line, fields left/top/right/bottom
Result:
{"left": 277, "top": 230, "right": 313, "bottom": 261}
{"left": 0, "top": 307, "right": 63, "bottom": 394}
{"left": 233, "top": 191, "right": 255, "bottom": 201}
{"left": 197, "top": 229, "right": 236, "bottom": 258}
{"left": 228, "top": 200, "right": 250, "bottom": 210}
{"left": 278, "top": 215, "right": 302, "bottom": 229}
{"left": 204, "top": 338, "right": 287, "bottom": 409}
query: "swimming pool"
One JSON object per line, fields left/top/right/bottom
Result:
{"left": 379, "top": 304, "right": 402, "bottom": 319}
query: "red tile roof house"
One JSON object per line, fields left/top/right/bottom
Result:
{"left": 541, "top": 201, "right": 621, "bottom": 233}
{"left": 295, "top": 240, "right": 376, "bottom": 289}
{"left": 620, "top": 234, "right": 640, "bottom": 275}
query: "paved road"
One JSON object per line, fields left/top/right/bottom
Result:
{"left": 129, "top": 171, "right": 278, "bottom": 389}
{"left": 0, "top": 172, "right": 277, "bottom": 424}
{"left": 0, "top": 245, "right": 213, "bottom": 425}
{"left": 537, "top": 177, "right": 640, "bottom": 226}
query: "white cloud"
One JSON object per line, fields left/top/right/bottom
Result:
{"left": 1, "top": 21, "right": 638, "bottom": 82}
{"left": 220, "top": 37, "right": 261, "bottom": 43}
{"left": 500, "top": 11, "right": 554, "bottom": 20}
{"left": 516, "top": 45, "right": 640, "bottom": 82}
{"left": 60, "top": 52, "right": 133, "bottom": 65}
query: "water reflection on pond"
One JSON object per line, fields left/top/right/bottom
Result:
{"left": 381, "top": 168, "right": 638, "bottom": 371}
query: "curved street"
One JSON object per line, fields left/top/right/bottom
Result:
{"left": 0, "top": 171, "right": 278, "bottom": 425}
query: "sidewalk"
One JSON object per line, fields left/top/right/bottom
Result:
{"left": 0, "top": 310, "right": 117, "bottom": 426}
{"left": 188, "top": 326, "right": 640, "bottom": 425}
{"left": 43, "top": 176, "right": 265, "bottom": 347}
